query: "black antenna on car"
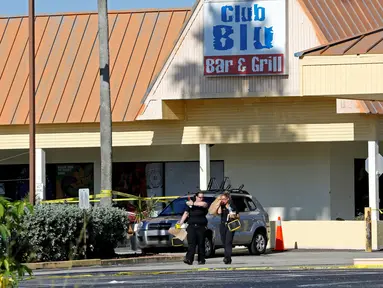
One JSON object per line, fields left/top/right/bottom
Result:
{"left": 207, "top": 177, "right": 215, "bottom": 190}
{"left": 219, "top": 177, "right": 229, "bottom": 190}
{"left": 224, "top": 177, "right": 232, "bottom": 190}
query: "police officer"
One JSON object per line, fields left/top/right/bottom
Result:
{"left": 218, "top": 191, "right": 238, "bottom": 264}
{"left": 178, "top": 191, "right": 208, "bottom": 265}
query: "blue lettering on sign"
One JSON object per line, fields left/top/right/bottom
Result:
{"left": 235, "top": 5, "right": 241, "bottom": 22}
{"left": 218, "top": 4, "right": 265, "bottom": 23}
{"left": 213, "top": 25, "right": 234, "bottom": 50}
{"left": 254, "top": 27, "right": 274, "bottom": 49}
{"left": 253, "top": 4, "right": 265, "bottom": 21}
{"left": 240, "top": 24, "right": 247, "bottom": 50}
{"left": 241, "top": 7, "right": 252, "bottom": 22}
{"left": 211, "top": 3, "right": 275, "bottom": 51}
{"left": 221, "top": 6, "right": 233, "bottom": 22}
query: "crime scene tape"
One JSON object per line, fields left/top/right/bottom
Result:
{"left": 371, "top": 208, "right": 383, "bottom": 214}
{"left": 40, "top": 190, "right": 179, "bottom": 204}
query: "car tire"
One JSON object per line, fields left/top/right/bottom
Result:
{"left": 248, "top": 230, "right": 267, "bottom": 255}
{"left": 204, "top": 236, "right": 215, "bottom": 258}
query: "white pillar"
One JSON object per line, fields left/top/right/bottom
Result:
{"left": 35, "top": 148, "right": 46, "bottom": 202}
{"left": 199, "top": 144, "right": 210, "bottom": 191}
{"left": 368, "top": 141, "right": 380, "bottom": 221}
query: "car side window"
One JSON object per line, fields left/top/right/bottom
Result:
{"left": 231, "top": 196, "right": 247, "bottom": 213}
{"left": 245, "top": 198, "right": 257, "bottom": 211}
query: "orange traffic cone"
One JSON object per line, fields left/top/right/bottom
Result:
{"left": 274, "top": 216, "right": 285, "bottom": 252}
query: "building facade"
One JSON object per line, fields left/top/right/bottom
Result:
{"left": 1, "top": 0, "right": 383, "bottom": 229}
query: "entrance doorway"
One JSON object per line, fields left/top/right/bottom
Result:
{"left": 354, "top": 158, "right": 382, "bottom": 219}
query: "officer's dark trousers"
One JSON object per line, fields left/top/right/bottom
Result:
{"left": 186, "top": 224, "right": 206, "bottom": 262}
{"left": 220, "top": 223, "right": 235, "bottom": 259}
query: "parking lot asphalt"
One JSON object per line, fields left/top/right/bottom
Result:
{"left": 31, "top": 249, "right": 383, "bottom": 277}
{"left": 21, "top": 269, "right": 383, "bottom": 288}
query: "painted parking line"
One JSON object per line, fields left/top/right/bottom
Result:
{"left": 25, "top": 264, "right": 383, "bottom": 281}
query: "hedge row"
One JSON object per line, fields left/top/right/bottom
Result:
{"left": 17, "top": 204, "right": 128, "bottom": 262}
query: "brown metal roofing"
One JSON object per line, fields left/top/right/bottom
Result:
{"left": 298, "top": 0, "right": 383, "bottom": 43}
{"left": 296, "top": 27, "right": 383, "bottom": 56}
{"left": 298, "top": 0, "right": 383, "bottom": 115}
{"left": 0, "top": 9, "right": 190, "bottom": 125}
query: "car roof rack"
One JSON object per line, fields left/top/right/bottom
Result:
{"left": 193, "top": 177, "right": 250, "bottom": 195}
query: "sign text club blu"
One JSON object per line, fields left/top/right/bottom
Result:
{"left": 203, "top": 0, "right": 287, "bottom": 76}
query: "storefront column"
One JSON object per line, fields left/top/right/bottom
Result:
{"left": 368, "top": 141, "right": 380, "bottom": 221}
{"left": 199, "top": 144, "right": 210, "bottom": 191}
{"left": 35, "top": 148, "right": 46, "bottom": 202}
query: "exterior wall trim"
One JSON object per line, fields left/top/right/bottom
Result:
{"left": 301, "top": 54, "right": 383, "bottom": 100}
{"left": 0, "top": 98, "right": 380, "bottom": 149}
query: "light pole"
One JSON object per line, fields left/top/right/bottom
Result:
{"left": 28, "top": 0, "right": 36, "bottom": 205}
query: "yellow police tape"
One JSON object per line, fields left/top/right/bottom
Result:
{"left": 371, "top": 208, "right": 383, "bottom": 214}
{"left": 40, "top": 190, "right": 179, "bottom": 204}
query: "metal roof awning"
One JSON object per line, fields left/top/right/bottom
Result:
{"left": 297, "top": 27, "right": 383, "bottom": 104}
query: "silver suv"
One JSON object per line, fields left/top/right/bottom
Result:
{"left": 136, "top": 189, "right": 270, "bottom": 258}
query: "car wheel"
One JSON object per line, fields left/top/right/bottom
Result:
{"left": 248, "top": 230, "right": 267, "bottom": 255}
{"left": 204, "top": 236, "right": 215, "bottom": 258}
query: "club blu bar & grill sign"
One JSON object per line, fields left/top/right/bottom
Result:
{"left": 203, "top": 0, "right": 287, "bottom": 76}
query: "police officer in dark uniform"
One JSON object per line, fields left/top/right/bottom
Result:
{"left": 218, "top": 191, "right": 238, "bottom": 264}
{"left": 178, "top": 191, "right": 208, "bottom": 265}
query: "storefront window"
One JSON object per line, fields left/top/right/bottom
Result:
{"left": 55, "top": 163, "right": 94, "bottom": 199}
{"left": 112, "top": 160, "right": 224, "bottom": 199}
{"left": 0, "top": 164, "right": 29, "bottom": 200}
{"left": 112, "top": 163, "right": 164, "bottom": 198}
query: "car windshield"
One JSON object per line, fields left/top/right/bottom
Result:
{"left": 159, "top": 196, "right": 216, "bottom": 216}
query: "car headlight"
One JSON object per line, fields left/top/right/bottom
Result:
{"left": 137, "top": 221, "right": 144, "bottom": 231}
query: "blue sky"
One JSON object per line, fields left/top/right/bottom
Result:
{"left": 1, "top": 0, "right": 196, "bottom": 17}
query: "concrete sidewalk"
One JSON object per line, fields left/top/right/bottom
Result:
{"left": 32, "top": 249, "right": 383, "bottom": 277}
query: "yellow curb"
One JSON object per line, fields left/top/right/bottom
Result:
{"left": 233, "top": 267, "right": 274, "bottom": 271}
{"left": 115, "top": 271, "right": 180, "bottom": 276}
{"left": 26, "top": 255, "right": 184, "bottom": 270}
{"left": 40, "top": 274, "right": 96, "bottom": 280}
{"left": 353, "top": 264, "right": 383, "bottom": 269}
{"left": 114, "top": 272, "right": 134, "bottom": 276}
{"left": 100, "top": 256, "right": 184, "bottom": 266}
{"left": 25, "top": 274, "right": 104, "bottom": 282}
{"left": 196, "top": 268, "right": 210, "bottom": 271}
{"left": 279, "top": 265, "right": 383, "bottom": 270}
{"left": 25, "top": 259, "right": 101, "bottom": 270}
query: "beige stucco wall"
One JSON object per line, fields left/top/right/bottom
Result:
{"left": 213, "top": 143, "right": 331, "bottom": 221}
{"left": 269, "top": 221, "right": 365, "bottom": 250}
{"left": 376, "top": 221, "right": 383, "bottom": 250}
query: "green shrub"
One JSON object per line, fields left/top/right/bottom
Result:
{"left": 87, "top": 205, "right": 129, "bottom": 259}
{"left": 22, "top": 204, "right": 86, "bottom": 262}
{"left": 0, "top": 197, "right": 33, "bottom": 287}
{"left": 22, "top": 204, "right": 128, "bottom": 262}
